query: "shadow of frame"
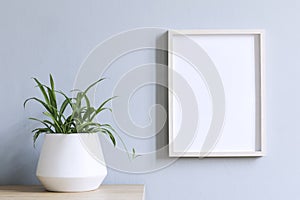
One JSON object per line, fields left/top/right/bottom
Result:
{"left": 155, "top": 32, "right": 169, "bottom": 159}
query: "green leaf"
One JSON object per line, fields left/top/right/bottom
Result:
{"left": 24, "top": 97, "right": 53, "bottom": 114}
{"left": 28, "top": 117, "right": 54, "bottom": 132}
{"left": 75, "top": 92, "right": 83, "bottom": 108}
{"left": 83, "top": 93, "right": 91, "bottom": 109}
{"left": 49, "top": 74, "right": 57, "bottom": 106}
{"left": 33, "top": 77, "right": 50, "bottom": 105}
{"left": 131, "top": 148, "right": 140, "bottom": 159}
{"left": 59, "top": 97, "right": 71, "bottom": 118}
{"left": 33, "top": 131, "right": 41, "bottom": 146}
{"left": 82, "top": 78, "right": 106, "bottom": 96}
{"left": 47, "top": 86, "right": 57, "bottom": 110}
{"left": 70, "top": 89, "right": 82, "bottom": 93}
{"left": 100, "top": 123, "right": 116, "bottom": 132}
{"left": 76, "top": 122, "right": 100, "bottom": 132}
{"left": 108, "top": 131, "right": 116, "bottom": 146}
{"left": 82, "top": 107, "right": 95, "bottom": 121}
{"left": 49, "top": 74, "right": 55, "bottom": 91}
{"left": 56, "top": 90, "right": 73, "bottom": 105}
{"left": 100, "top": 128, "right": 116, "bottom": 146}
{"left": 32, "top": 128, "right": 50, "bottom": 147}
{"left": 91, "top": 97, "right": 116, "bottom": 120}
{"left": 40, "top": 112, "right": 62, "bottom": 133}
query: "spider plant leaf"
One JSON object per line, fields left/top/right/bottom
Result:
{"left": 132, "top": 148, "right": 136, "bottom": 158}
{"left": 101, "top": 107, "right": 112, "bottom": 112}
{"left": 108, "top": 131, "right": 116, "bottom": 146}
{"left": 33, "top": 127, "right": 51, "bottom": 134}
{"left": 80, "top": 93, "right": 93, "bottom": 121}
{"left": 76, "top": 122, "right": 100, "bottom": 132}
{"left": 39, "top": 83, "right": 58, "bottom": 116}
{"left": 97, "top": 97, "right": 116, "bottom": 112}
{"left": 90, "top": 108, "right": 112, "bottom": 121}
{"left": 131, "top": 148, "right": 141, "bottom": 159}
{"left": 73, "top": 92, "right": 84, "bottom": 112}
{"left": 59, "top": 97, "right": 71, "bottom": 118}
{"left": 100, "top": 128, "right": 116, "bottom": 146}
{"left": 49, "top": 74, "right": 55, "bottom": 91}
{"left": 70, "top": 89, "right": 82, "bottom": 93}
{"left": 24, "top": 97, "right": 53, "bottom": 114}
{"left": 31, "top": 127, "right": 53, "bottom": 134}
{"left": 100, "top": 123, "right": 116, "bottom": 132}
{"left": 41, "top": 112, "right": 63, "bottom": 132}
{"left": 28, "top": 118, "right": 54, "bottom": 132}
{"left": 91, "top": 97, "right": 116, "bottom": 120}
{"left": 71, "top": 78, "right": 105, "bottom": 120}
{"left": 83, "top": 93, "right": 91, "bottom": 109}
{"left": 63, "top": 115, "right": 77, "bottom": 133}
{"left": 63, "top": 120, "right": 74, "bottom": 133}
{"left": 72, "top": 106, "right": 87, "bottom": 121}
{"left": 43, "top": 119, "right": 60, "bottom": 130}
{"left": 33, "top": 78, "right": 50, "bottom": 105}
{"left": 56, "top": 90, "right": 73, "bottom": 105}
{"left": 82, "top": 107, "right": 95, "bottom": 121}
{"left": 33, "top": 128, "right": 50, "bottom": 146}
{"left": 82, "top": 78, "right": 106, "bottom": 96}
{"left": 47, "top": 86, "right": 57, "bottom": 110}
{"left": 49, "top": 74, "right": 57, "bottom": 105}
{"left": 33, "top": 131, "right": 41, "bottom": 146}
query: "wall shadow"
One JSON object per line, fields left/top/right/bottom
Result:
{"left": 154, "top": 32, "right": 169, "bottom": 159}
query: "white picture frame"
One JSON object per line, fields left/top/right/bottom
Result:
{"left": 168, "top": 30, "right": 265, "bottom": 157}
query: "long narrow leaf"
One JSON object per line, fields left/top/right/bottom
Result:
{"left": 56, "top": 90, "right": 74, "bottom": 106}
{"left": 49, "top": 74, "right": 55, "bottom": 91}
{"left": 93, "top": 127, "right": 116, "bottom": 146}
{"left": 59, "top": 98, "right": 71, "bottom": 118}
{"left": 91, "top": 97, "right": 116, "bottom": 120}
{"left": 82, "top": 107, "right": 95, "bottom": 121}
{"left": 24, "top": 97, "right": 53, "bottom": 114}
{"left": 28, "top": 117, "right": 54, "bottom": 132}
{"left": 33, "top": 78, "right": 50, "bottom": 105}
{"left": 100, "top": 123, "right": 116, "bottom": 132}
{"left": 83, "top": 78, "right": 106, "bottom": 96}
{"left": 49, "top": 74, "right": 57, "bottom": 108}
{"left": 76, "top": 122, "right": 101, "bottom": 132}
{"left": 47, "top": 87, "right": 57, "bottom": 110}
{"left": 33, "top": 128, "right": 51, "bottom": 146}
{"left": 42, "top": 112, "right": 63, "bottom": 133}
{"left": 104, "top": 129, "right": 116, "bottom": 146}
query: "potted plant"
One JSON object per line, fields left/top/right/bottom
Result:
{"left": 24, "top": 75, "right": 135, "bottom": 192}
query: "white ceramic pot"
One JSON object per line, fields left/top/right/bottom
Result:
{"left": 36, "top": 133, "right": 107, "bottom": 192}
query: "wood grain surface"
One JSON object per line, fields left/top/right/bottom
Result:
{"left": 0, "top": 185, "right": 145, "bottom": 200}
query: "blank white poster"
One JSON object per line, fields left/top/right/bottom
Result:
{"left": 169, "top": 31, "right": 264, "bottom": 157}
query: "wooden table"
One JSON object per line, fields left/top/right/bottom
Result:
{"left": 0, "top": 185, "right": 145, "bottom": 200}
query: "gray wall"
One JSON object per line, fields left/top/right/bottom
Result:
{"left": 1, "top": 0, "right": 300, "bottom": 199}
